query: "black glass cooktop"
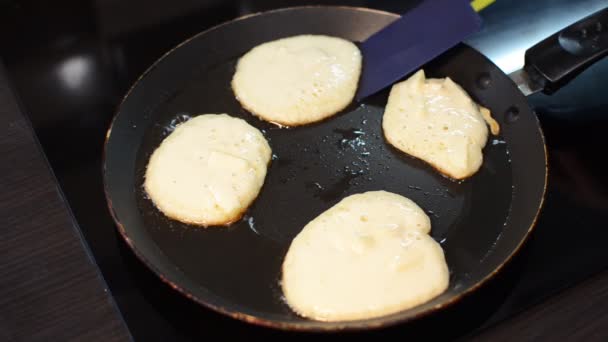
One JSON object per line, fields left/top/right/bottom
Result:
{"left": 2, "top": 0, "right": 607, "bottom": 340}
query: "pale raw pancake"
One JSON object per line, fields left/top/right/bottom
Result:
{"left": 231, "top": 35, "right": 362, "bottom": 126}
{"left": 282, "top": 191, "right": 449, "bottom": 321}
{"left": 382, "top": 70, "right": 500, "bottom": 180}
{"left": 144, "top": 114, "right": 271, "bottom": 226}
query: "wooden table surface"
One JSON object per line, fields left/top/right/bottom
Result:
{"left": 1, "top": 60, "right": 607, "bottom": 341}
{"left": 0, "top": 64, "right": 131, "bottom": 341}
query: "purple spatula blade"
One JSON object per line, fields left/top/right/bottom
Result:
{"left": 356, "top": 0, "right": 482, "bottom": 100}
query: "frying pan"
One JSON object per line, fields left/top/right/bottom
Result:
{"left": 103, "top": 6, "right": 607, "bottom": 331}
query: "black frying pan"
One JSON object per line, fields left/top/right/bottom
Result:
{"left": 103, "top": 6, "right": 606, "bottom": 331}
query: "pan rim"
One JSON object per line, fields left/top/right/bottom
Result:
{"left": 102, "top": 5, "right": 548, "bottom": 332}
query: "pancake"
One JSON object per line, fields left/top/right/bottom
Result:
{"left": 144, "top": 114, "right": 271, "bottom": 226}
{"left": 231, "top": 34, "right": 362, "bottom": 126}
{"left": 382, "top": 70, "right": 500, "bottom": 180}
{"left": 281, "top": 191, "right": 449, "bottom": 321}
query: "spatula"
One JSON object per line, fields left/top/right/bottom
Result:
{"left": 356, "top": 0, "right": 487, "bottom": 100}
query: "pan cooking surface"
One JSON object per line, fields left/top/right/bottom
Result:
{"left": 134, "top": 57, "right": 513, "bottom": 319}
{"left": 104, "top": 7, "right": 546, "bottom": 330}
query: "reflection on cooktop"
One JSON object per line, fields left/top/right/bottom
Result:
{"left": 2, "top": 0, "right": 607, "bottom": 340}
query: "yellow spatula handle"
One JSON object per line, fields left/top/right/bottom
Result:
{"left": 471, "top": 0, "right": 495, "bottom": 12}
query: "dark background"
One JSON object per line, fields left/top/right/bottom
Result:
{"left": 1, "top": 0, "right": 607, "bottom": 340}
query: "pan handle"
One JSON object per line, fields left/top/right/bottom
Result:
{"left": 523, "top": 7, "right": 608, "bottom": 94}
